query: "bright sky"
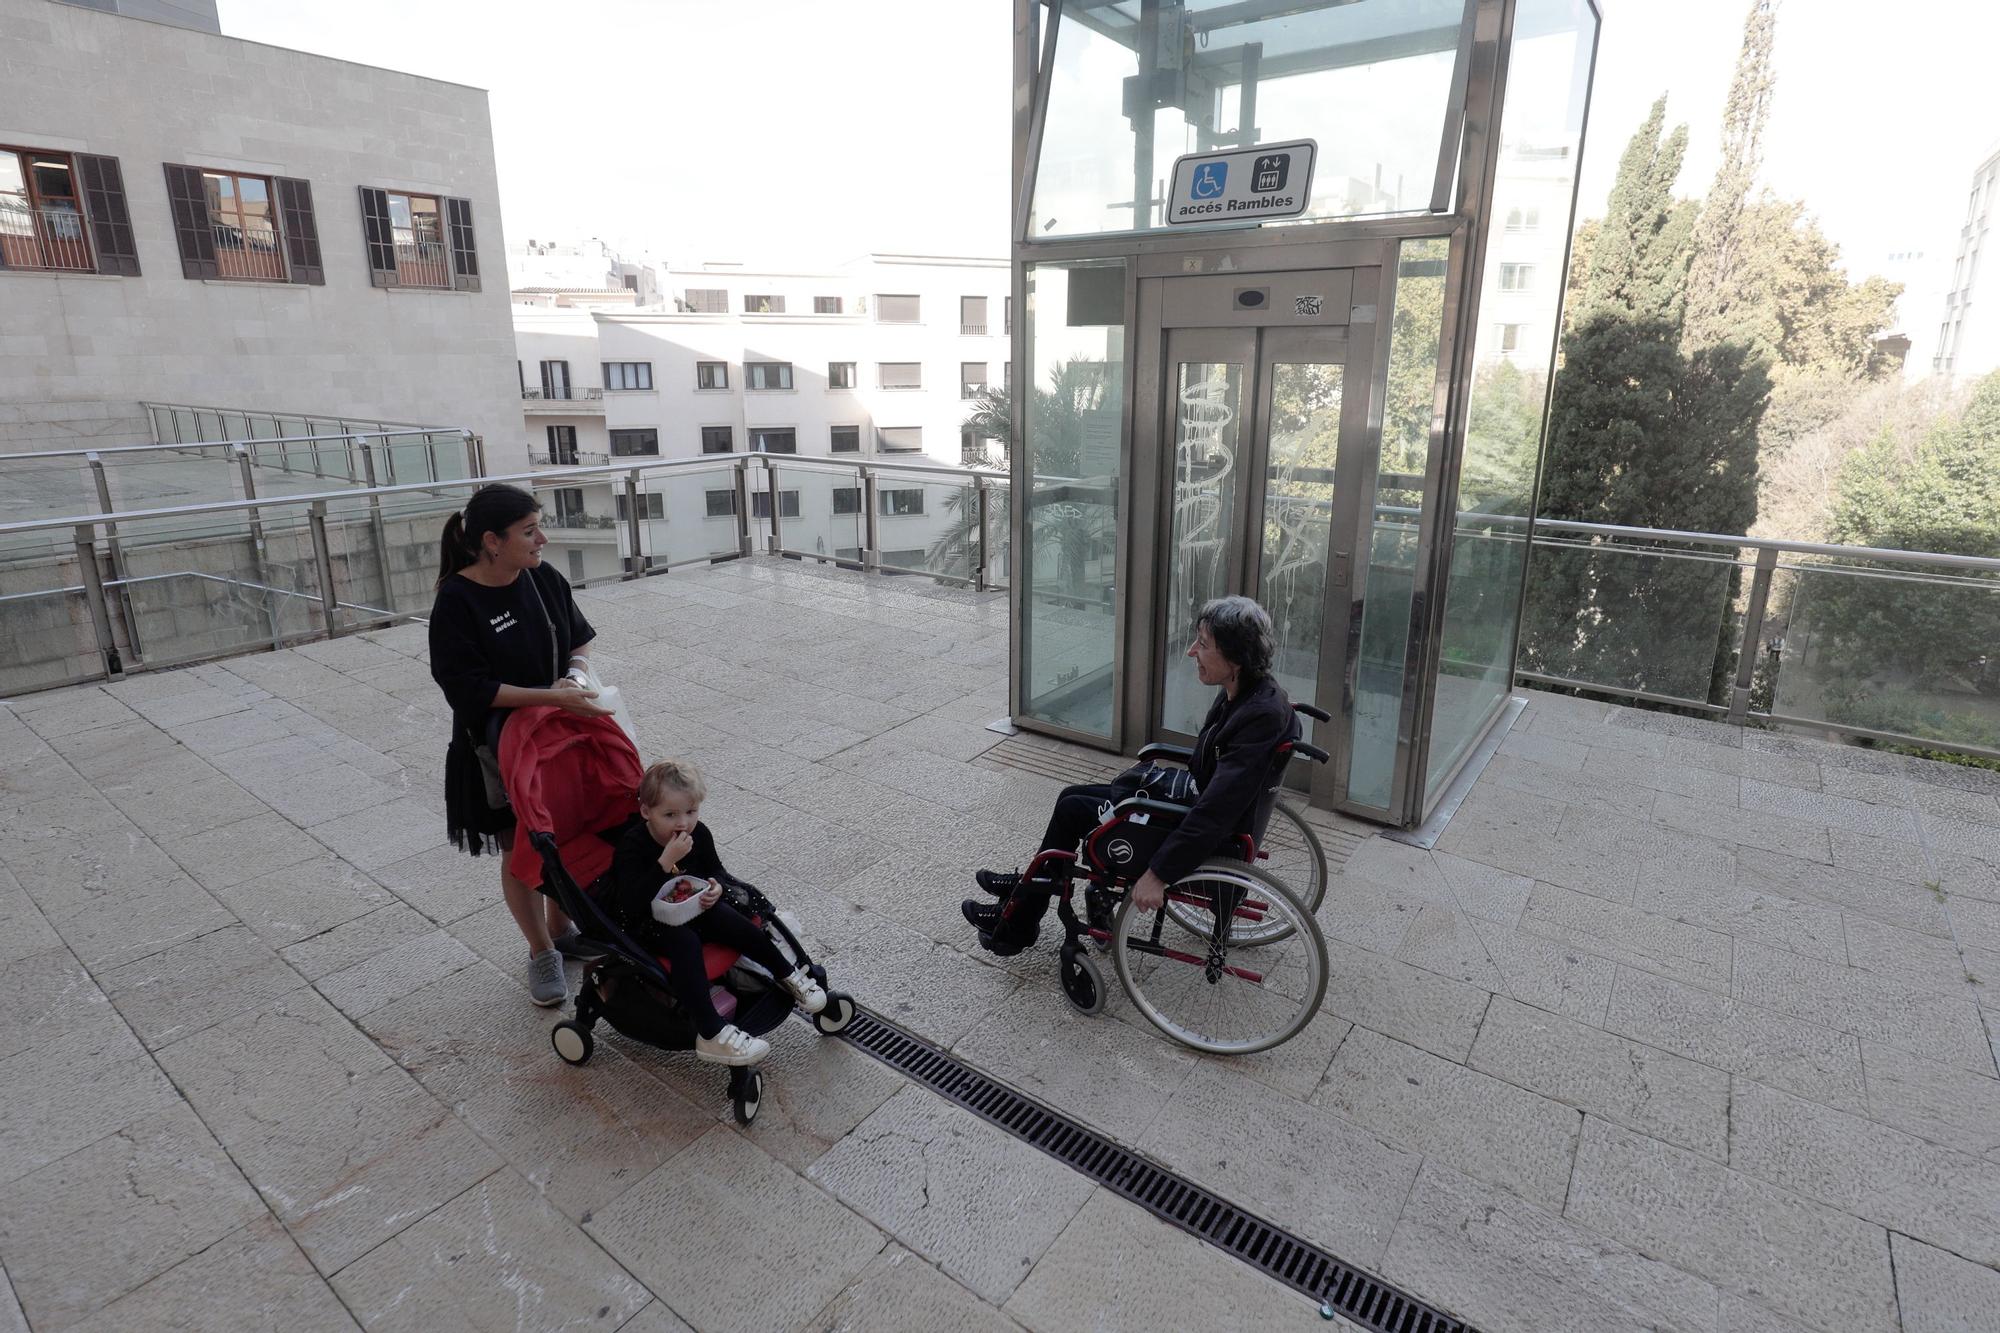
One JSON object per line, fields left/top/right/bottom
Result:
{"left": 217, "top": 0, "right": 1998, "bottom": 289}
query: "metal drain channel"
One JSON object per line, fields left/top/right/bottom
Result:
{"left": 828, "top": 1006, "right": 1476, "bottom": 1333}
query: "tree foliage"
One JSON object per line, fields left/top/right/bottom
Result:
{"left": 1683, "top": 0, "right": 1776, "bottom": 353}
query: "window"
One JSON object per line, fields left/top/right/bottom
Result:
{"left": 814, "top": 295, "right": 843, "bottom": 314}
{"left": 543, "top": 425, "right": 578, "bottom": 464}
{"left": 832, "top": 486, "right": 861, "bottom": 515}
{"left": 749, "top": 428, "right": 797, "bottom": 454}
{"left": 602, "top": 361, "right": 653, "bottom": 390}
{"left": 750, "top": 490, "right": 802, "bottom": 519}
{"left": 189, "top": 170, "right": 285, "bottom": 280}
{"left": 830, "top": 425, "right": 860, "bottom": 453}
{"left": 1497, "top": 323, "right": 1525, "bottom": 353}
{"left": 359, "top": 188, "right": 473, "bottom": 290}
{"left": 539, "top": 360, "right": 572, "bottom": 399}
{"left": 1498, "top": 263, "right": 1536, "bottom": 292}
{"left": 961, "top": 296, "right": 988, "bottom": 335}
{"left": 880, "top": 488, "right": 925, "bottom": 516}
{"left": 696, "top": 361, "right": 729, "bottom": 390}
{"left": 828, "top": 361, "right": 856, "bottom": 389}
{"left": 568, "top": 550, "right": 586, "bottom": 582}
{"left": 615, "top": 493, "right": 666, "bottom": 521}
{"left": 876, "top": 293, "right": 920, "bottom": 322}
{"left": 705, "top": 489, "right": 737, "bottom": 518}
{"left": 609, "top": 428, "right": 659, "bottom": 457}
{"left": 551, "top": 487, "right": 586, "bottom": 525}
{"left": 746, "top": 361, "right": 793, "bottom": 390}
{"left": 960, "top": 362, "right": 988, "bottom": 398}
{"left": 878, "top": 362, "right": 921, "bottom": 390}
{"left": 2, "top": 149, "right": 138, "bottom": 276}
{"left": 1505, "top": 206, "right": 1541, "bottom": 232}
{"left": 700, "top": 426, "right": 734, "bottom": 454}
{"left": 684, "top": 287, "right": 727, "bottom": 313}
{"left": 743, "top": 293, "right": 785, "bottom": 314}
{"left": 877, "top": 426, "right": 923, "bottom": 454}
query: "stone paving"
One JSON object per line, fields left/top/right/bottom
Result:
{"left": 2, "top": 556, "right": 1998, "bottom": 1332}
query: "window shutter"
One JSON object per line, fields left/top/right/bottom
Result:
{"left": 162, "top": 164, "right": 218, "bottom": 279}
{"left": 445, "top": 196, "right": 479, "bottom": 291}
{"left": 77, "top": 155, "right": 139, "bottom": 276}
{"left": 274, "top": 176, "right": 323, "bottom": 285}
{"left": 358, "top": 186, "right": 397, "bottom": 287}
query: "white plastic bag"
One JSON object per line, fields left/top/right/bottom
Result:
{"left": 580, "top": 662, "right": 641, "bottom": 753}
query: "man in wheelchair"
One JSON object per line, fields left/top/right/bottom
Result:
{"left": 964, "top": 596, "right": 1297, "bottom": 957}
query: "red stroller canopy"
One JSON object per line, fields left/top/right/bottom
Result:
{"left": 498, "top": 706, "right": 643, "bottom": 890}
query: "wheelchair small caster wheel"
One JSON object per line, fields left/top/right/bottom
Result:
{"left": 1060, "top": 950, "right": 1105, "bottom": 1016}
{"left": 550, "top": 1021, "right": 593, "bottom": 1066}
{"left": 813, "top": 992, "right": 856, "bottom": 1035}
{"left": 731, "top": 1068, "right": 763, "bottom": 1125}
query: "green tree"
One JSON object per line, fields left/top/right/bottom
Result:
{"left": 1683, "top": 0, "right": 1776, "bottom": 353}
{"left": 1579, "top": 94, "right": 1696, "bottom": 326}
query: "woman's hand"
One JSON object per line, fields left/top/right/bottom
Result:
{"left": 697, "top": 879, "right": 723, "bottom": 910}
{"left": 549, "top": 685, "right": 614, "bottom": 718}
{"left": 1130, "top": 869, "right": 1169, "bottom": 913}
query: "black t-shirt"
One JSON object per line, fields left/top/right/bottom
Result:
{"left": 607, "top": 819, "right": 728, "bottom": 935}
{"left": 428, "top": 564, "right": 595, "bottom": 735}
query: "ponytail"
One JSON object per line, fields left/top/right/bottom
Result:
{"left": 436, "top": 483, "right": 540, "bottom": 588}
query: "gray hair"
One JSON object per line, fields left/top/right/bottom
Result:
{"left": 1196, "top": 595, "right": 1275, "bottom": 679}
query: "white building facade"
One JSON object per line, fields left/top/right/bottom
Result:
{"left": 515, "top": 254, "right": 1011, "bottom": 581}
{"left": 1934, "top": 145, "right": 1999, "bottom": 381}
{"left": 0, "top": 0, "right": 523, "bottom": 461}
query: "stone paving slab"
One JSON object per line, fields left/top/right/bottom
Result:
{"left": 6, "top": 558, "right": 2000, "bottom": 1331}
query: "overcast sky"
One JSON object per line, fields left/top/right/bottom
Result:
{"left": 218, "top": 0, "right": 1997, "bottom": 288}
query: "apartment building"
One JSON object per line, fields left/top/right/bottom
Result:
{"left": 515, "top": 254, "right": 1010, "bottom": 581}
{"left": 0, "top": 0, "right": 522, "bottom": 460}
{"left": 1935, "top": 144, "right": 1998, "bottom": 380}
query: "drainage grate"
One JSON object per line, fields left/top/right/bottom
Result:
{"left": 829, "top": 1006, "right": 1477, "bottom": 1333}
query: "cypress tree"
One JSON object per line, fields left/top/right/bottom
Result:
{"left": 1683, "top": 0, "right": 1777, "bottom": 354}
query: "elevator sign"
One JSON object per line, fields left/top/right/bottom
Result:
{"left": 1166, "top": 140, "right": 1317, "bottom": 226}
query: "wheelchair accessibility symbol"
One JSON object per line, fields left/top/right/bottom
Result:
{"left": 1191, "top": 163, "right": 1228, "bottom": 199}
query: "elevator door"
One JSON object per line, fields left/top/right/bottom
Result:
{"left": 1147, "top": 272, "right": 1378, "bottom": 807}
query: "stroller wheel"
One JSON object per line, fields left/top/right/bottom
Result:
{"left": 550, "top": 1020, "right": 594, "bottom": 1066}
{"left": 812, "top": 992, "right": 857, "bottom": 1035}
{"left": 731, "top": 1068, "right": 763, "bottom": 1125}
{"left": 1060, "top": 948, "right": 1106, "bottom": 1016}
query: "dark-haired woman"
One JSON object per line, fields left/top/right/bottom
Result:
{"left": 963, "top": 595, "right": 1295, "bottom": 956}
{"left": 430, "top": 483, "right": 613, "bottom": 1006}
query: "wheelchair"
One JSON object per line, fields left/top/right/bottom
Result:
{"left": 1025, "top": 714, "right": 1333, "bottom": 1055}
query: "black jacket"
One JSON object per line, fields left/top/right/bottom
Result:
{"left": 1149, "top": 674, "right": 1296, "bottom": 883}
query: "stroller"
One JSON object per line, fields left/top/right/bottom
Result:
{"left": 497, "top": 706, "right": 856, "bottom": 1124}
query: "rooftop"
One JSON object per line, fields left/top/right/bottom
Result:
{"left": 2, "top": 557, "right": 1996, "bottom": 1331}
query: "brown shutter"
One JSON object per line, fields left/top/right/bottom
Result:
{"left": 274, "top": 176, "right": 323, "bottom": 285}
{"left": 162, "top": 163, "right": 218, "bottom": 279}
{"left": 77, "top": 155, "right": 139, "bottom": 276}
{"left": 358, "top": 186, "right": 397, "bottom": 287}
{"left": 445, "top": 196, "right": 479, "bottom": 292}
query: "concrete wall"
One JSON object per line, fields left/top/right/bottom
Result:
{"left": 0, "top": 0, "right": 526, "bottom": 465}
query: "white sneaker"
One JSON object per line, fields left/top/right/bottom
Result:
{"left": 781, "top": 967, "right": 828, "bottom": 1014}
{"left": 694, "top": 1024, "right": 770, "bottom": 1067}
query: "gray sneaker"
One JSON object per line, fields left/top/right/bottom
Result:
{"left": 528, "top": 949, "right": 567, "bottom": 1007}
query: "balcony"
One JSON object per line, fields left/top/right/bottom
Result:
{"left": 521, "top": 387, "right": 605, "bottom": 415}
{"left": 0, "top": 200, "right": 94, "bottom": 271}
{"left": 528, "top": 450, "right": 609, "bottom": 468}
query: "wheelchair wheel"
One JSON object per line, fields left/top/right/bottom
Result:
{"left": 1166, "top": 856, "right": 1304, "bottom": 948}
{"left": 1262, "top": 797, "right": 1328, "bottom": 913}
{"left": 1112, "top": 865, "right": 1327, "bottom": 1055}
{"left": 731, "top": 1067, "right": 763, "bottom": 1125}
{"left": 813, "top": 992, "right": 857, "bottom": 1035}
{"left": 1059, "top": 948, "right": 1105, "bottom": 1016}
{"left": 550, "top": 1021, "right": 594, "bottom": 1066}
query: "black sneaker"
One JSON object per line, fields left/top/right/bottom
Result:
{"left": 1084, "top": 887, "right": 1116, "bottom": 933}
{"left": 974, "top": 869, "right": 1021, "bottom": 898}
{"left": 550, "top": 931, "right": 606, "bottom": 961}
{"left": 961, "top": 900, "right": 1038, "bottom": 957}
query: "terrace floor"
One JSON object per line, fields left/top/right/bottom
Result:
{"left": 2, "top": 556, "right": 1997, "bottom": 1333}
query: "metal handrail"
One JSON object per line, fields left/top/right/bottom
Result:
{"left": 1, "top": 429, "right": 469, "bottom": 464}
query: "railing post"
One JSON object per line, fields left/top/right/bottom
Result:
{"left": 308, "top": 500, "right": 341, "bottom": 636}
{"left": 357, "top": 436, "right": 396, "bottom": 608}
{"left": 233, "top": 443, "right": 282, "bottom": 646}
{"left": 861, "top": 466, "right": 880, "bottom": 572}
{"left": 86, "top": 451, "right": 142, "bottom": 661}
{"left": 733, "top": 459, "right": 753, "bottom": 558}
{"left": 1730, "top": 546, "right": 1779, "bottom": 724}
{"left": 622, "top": 469, "right": 645, "bottom": 579}
{"left": 767, "top": 459, "right": 784, "bottom": 555}
{"left": 974, "top": 475, "right": 990, "bottom": 592}
{"left": 466, "top": 431, "right": 483, "bottom": 478}
{"left": 73, "top": 524, "right": 123, "bottom": 678}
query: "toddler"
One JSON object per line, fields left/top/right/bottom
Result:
{"left": 608, "top": 759, "right": 825, "bottom": 1065}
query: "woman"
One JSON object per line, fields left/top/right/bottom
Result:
{"left": 430, "top": 483, "right": 614, "bottom": 1006}
{"left": 963, "top": 595, "right": 1295, "bottom": 956}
